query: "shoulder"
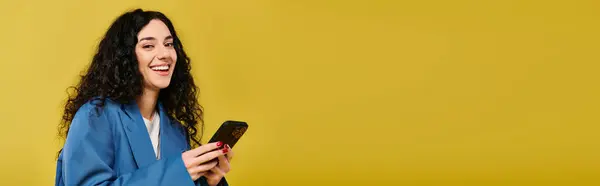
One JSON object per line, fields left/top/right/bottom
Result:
{"left": 69, "top": 98, "right": 124, "bottom": 133}
{"left": 74, "top": 98, "right": 122, "bottom": 118}
{"left": 61, "top": 99, "right": 125, "bottom": 163}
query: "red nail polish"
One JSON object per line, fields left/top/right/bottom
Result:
{"left": 222, "top": 148, "right": 229, "bottom": 153}
{"left": 216, "top": 141, "right": 223, "bottom": 147}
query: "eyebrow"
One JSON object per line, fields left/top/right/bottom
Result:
{"left": 139, "top": 35, "right": 173, "bottom": 42}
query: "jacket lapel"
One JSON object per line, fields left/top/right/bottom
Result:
{"left": 157, "top": 102, "right": 188, "bottom": 158}
{"left": 121, "top": 102, "right": 156, "bottom": 167}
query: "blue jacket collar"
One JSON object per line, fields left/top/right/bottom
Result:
{"left": 121, "top": 100, "right": 186, "bottom": 167}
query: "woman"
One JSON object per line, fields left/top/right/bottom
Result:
{"left": 55, "top": 9, "right": 233, "bottom": 186}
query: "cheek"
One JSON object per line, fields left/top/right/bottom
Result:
{"left": 136, "top": 51, "right": 154, "bottom": 69}
{"left": 171, "top": 50, "right": 178, "bottom": 63}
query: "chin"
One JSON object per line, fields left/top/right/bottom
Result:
{"left": 157, "top": 84, "right": 171, "bottom": 89}
{"left": 150, "top": 81, "right": 171, "bottom": 90}
{"left": 144, "top": 74, "right": 173, "bottom": 90}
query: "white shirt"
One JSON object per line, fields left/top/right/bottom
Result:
{"left": 142, "top": 111, "right": 161, "bottom": 159}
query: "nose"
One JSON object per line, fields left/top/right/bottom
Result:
{"left": 156, "top": 45, "right": 171, "bottom": 61}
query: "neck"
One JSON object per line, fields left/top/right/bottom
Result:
{"left": 136, "top": 87, "right": 159, "bottom": 120}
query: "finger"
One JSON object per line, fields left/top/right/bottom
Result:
{"left": 191, "top": 148, "right": 227, "bottom": 166}
{"left": 203, "top": 168, "right": 222, "bottom": 185}
{"left": 189, "top": 160, "right": 218, "bottom": 174}
{"left": 217, "top": 154, "right": 228, "bottom": 164}
{"left": 191, "top": 172, "right": 201, "bottom": 181}
{"left": 191, "top": 171, "right": 205, "bottom": 181}
{"left": 203, "top": 168, "right": 215, "bottom": 178}
{"left": 211, "top": 166, "right": 225, "bottom": 177}
{"left": 217, "top": 155, "right": 230, "bottom": 172}
{"left": 184, "top": 141, "right": 224, "bottom": 157}
{"left": 225, "top": 144, "right": 234, "bottom": 162}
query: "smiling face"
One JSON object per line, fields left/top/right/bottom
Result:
{"left": 135, "top": 19, "right": 177, "bottom": 91}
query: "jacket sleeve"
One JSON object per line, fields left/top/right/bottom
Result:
{"left": 196, "top": 176, "right": 229, "bottom": 186}
{"left": 60, "top": 107, "right": 195, "bottom": 186}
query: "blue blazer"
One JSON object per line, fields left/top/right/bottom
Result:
{"left": 55, "top": 99, "right": 228, "bottom": 186}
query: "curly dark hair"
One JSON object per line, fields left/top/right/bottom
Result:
{"left": 58, "top": 9, "right": 203, "bottom": 153}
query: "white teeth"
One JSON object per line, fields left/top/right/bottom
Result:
{"left": 151, "top": 65, "right": 169, "bottom": 71}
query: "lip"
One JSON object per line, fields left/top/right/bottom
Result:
{"left": 149, "top": 64, "right": 171, "bottom": 76}
{"left": 153, "top": 69, "right": 170, "bottom": 76}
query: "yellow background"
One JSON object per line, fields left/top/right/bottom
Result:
{"left": 1, "top": 0, "right": 599, "bottom": 185}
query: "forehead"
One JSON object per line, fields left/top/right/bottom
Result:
{"left": 137, "top": 19, "right": 172, "bottom": 40}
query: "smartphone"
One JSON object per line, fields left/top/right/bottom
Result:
{"left": 208, "top": 120, "right": 248, "bottom": 149}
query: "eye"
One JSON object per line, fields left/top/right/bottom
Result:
{"left": 165, "top": 42, "right": 174, "bottom": 48}
{"left": 142, "top": 45, "right": 154, "bottom": 49}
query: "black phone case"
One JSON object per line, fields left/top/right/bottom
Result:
{"left": 208, "top": 120, "right": 248, "bottom": 149}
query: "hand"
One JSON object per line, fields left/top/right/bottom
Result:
{"left": 181, "top": 142, "right": 228, "bottom": 181}
{"left": 204, "top": 144, "right": 234, "bottom": 186}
